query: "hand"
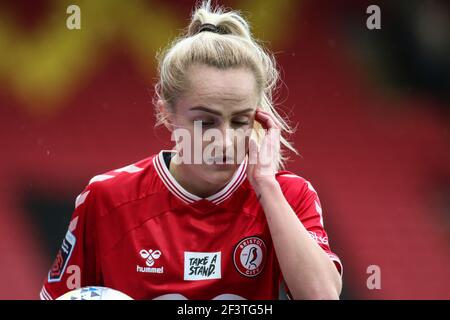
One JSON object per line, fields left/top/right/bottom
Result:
{"left": 246, "top": 109, "right": 281, "bottom": 195}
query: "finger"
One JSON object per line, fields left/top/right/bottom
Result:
{"left": 255, "top": 110, "right": 280, "bottom": 130}
{"left": 268, "top": 127, "right": 281, "bottom": 154}
{"left": 257, "top": 114, "right": 281, "bottom": 152}
{"left": 247, "top": 137, "right": 259, "bottom": 165}
{"left": 254, "top": 111, "right": 274, "bottom": 130}
{"left": 260, "top": 111, "right": 282, "bottom": 129}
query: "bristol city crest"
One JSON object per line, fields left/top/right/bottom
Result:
{"left": 233, "top": 236, "right": 267, "bottom": 277}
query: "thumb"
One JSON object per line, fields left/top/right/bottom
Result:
{"left": 246, "top": 138, "right": 258, "bottom": 178}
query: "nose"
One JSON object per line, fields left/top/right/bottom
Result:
{"left": 216, "top": 123, "right": 234, "bottom": 157}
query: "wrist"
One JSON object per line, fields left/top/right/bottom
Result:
{"left": 253, "top": 177, "right": 280, "bottom": 199}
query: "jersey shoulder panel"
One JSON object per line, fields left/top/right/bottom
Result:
{"left": 275, "top": 170, "right": 315, "bottom": 199}
{"left": 82, "top": 154, "right": 162, "bottom": 216}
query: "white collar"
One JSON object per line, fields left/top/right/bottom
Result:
{"left": 153, "top": 150, "right": 247, "bottom": 205}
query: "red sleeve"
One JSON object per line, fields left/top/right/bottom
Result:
{"left": 275, "top": 172, "right": 343, "bottom": 299}
{"left": 40, "top": 184, "right": 103, "bottom": 300}
{"left": 276, "top": 171, "right": 343, "bottom": 299}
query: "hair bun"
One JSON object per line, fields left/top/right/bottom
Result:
{"left": 187, "top": 1, "right": 251, "bottom": 40}
{"left": 196, "top": 23, "right": 227, "bottom": 35}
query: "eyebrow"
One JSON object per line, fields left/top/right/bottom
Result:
{"left": 189, "top": 106, "right": 254, "bottom": 116}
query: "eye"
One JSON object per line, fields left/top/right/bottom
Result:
{"left": 194, "top": 119, "right": 215, "bottom": 127}
{"left": 232, "top": 121, "right": 249, "bottom": 126}
{"left": 232, "top": 117, "right": 250, "bottom": 126}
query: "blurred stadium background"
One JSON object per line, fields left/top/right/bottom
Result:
{"left": 0, "top": 0, "right": 449, "bottom": 299}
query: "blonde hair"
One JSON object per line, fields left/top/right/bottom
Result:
{"left": 154, "top": 0, "right": 297, "bottom": 169}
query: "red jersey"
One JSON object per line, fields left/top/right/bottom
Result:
{"left": 40, "top": 150, "right": 342, "bottom": 300}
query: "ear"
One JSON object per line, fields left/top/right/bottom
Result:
{"left": 157, "top": 99, "right": 175, "bottom": 132}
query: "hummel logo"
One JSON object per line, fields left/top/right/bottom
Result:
{"left": 140, "top": 249, "right": 161, "bottom": 266}
{"left": 136, "top": 249, "right": 164, "bottom": 274}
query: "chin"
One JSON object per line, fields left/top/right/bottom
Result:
{"left": 202, "top": 164, "right": 237, "bottom": 183}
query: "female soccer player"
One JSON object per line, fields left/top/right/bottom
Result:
{"left": 41, "top": 2, "right": 342, "bottom": 300}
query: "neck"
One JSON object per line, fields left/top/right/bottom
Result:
{"left": 169, "top": 154, "right": 227, "bottom": 198}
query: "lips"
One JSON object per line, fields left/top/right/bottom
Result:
{"left": 209, "top": 156, "right": 234, "bottom": 164}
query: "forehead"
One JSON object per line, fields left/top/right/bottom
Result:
{"left": 179, "top": 65, "right": 258, "bottom": 110}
